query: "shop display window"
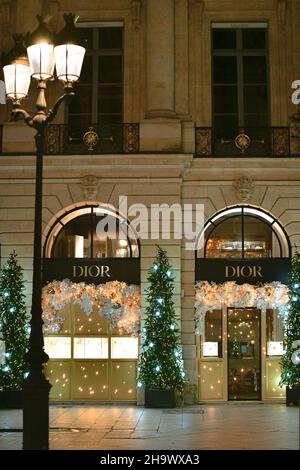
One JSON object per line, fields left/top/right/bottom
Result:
{"left": 111, "top": 337, "right": 139, "bottom": 359}
{"left": 44, "top": 336, "right": 72, "bottom": 359}
{"left": 202, "top": 310, "right": 222, "bottom": 358}
{"left": 73, "top": 337, "right": 109, "bottom": 359}
{"left": 266, "top": 309, "right": 285, "bottom": 356}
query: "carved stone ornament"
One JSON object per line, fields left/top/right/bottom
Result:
{"left": 195, "top": 0, "right": 205, "bottom": 33}
{"left": 131, "top": 0, "right": 142, "bottom": 29}
{"left": 233, "top": 176, "right": 254, "bottom": 203}
{"left": 80, "top": 175, "right": 100, "bottom": 201}
{"left": 277, "top": 0, "right": 287, "bottom": 28}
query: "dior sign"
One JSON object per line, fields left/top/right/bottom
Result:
{"left": 43, "top": 258, "right": 140, "bottom": 285}
{"left": 195, "top": 259, "right": 291, "bottom": 284}
{"left": 73, "top": 264, "right": 110, "bottom": 278}
{"left": 225, "top": 265, "right": 263, "bottom": 279}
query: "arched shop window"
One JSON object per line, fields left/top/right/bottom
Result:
{"left": 195, "top": 207, "right": 290, "bottom": 397}
{"left": 43, "top": 204, "right": 141, "bottom": 402}
{"left": 44, "top": 204, "right": 140, "bottom": 259}
{"left": 196, "top": 205, "right": 291, "bottom": 259}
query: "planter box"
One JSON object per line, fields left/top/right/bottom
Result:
{"left": 0, "top": 390, "right": 23, "bottom": 409}
{"left": 286, "top": 386, "right": 300, "bottom": 406}
{"left": 145, "top": 388, "right": 176, "bottom": 408}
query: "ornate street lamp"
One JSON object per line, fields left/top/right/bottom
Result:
{"left": 2, "top": 13, "right": 85, "bottom": 450}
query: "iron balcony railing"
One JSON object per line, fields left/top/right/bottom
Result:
{"left": 45, "top": 123, "right": 140, "bottom": 155}
{"left": 195, "top": 126, "right": 292, "bottom": 157}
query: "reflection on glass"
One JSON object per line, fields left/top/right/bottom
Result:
{"left": 51, "top": 208, "right": 139, "bottom": 259}
{"left": 205, "top": 214, "right": 273, "bottom": 258}
{"left": 243, "top": 216, "right": 271, "bottom": 258}
{"left": 44, "top": 337, "right": 71, "bottom": 359}
{"left": 111, "top": 337, "right": 139, "bottom": 359}
{"left": 73, "top": 337, "right": 109, "bottom": 359}
{"left": 228, "top": 308, "right": 261, "bottom": 400}
{"left": 202, "top": 310, "right": 222, "bottom": 358}
{"left": 53, "top": 214, "right": 92, "bottom": 258}
{"left": 266, "top": 309, "right": 284, "bottom": 356}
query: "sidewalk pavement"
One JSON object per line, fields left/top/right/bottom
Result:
{"left": 0, "top": 403, "right": 298, "bottom": 450}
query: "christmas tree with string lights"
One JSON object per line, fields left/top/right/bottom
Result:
{"left": 280, "top": 252, "right": 300, "bottom": 402}
{"left": 0, "top": 252, "right": 28, "bottom": 391}
{"left": 137, "top": 246, "right": 186, "bottom": 403}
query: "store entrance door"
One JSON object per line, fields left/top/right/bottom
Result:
{"left": 227, "top": 308, "right": 261, "bottom": 400}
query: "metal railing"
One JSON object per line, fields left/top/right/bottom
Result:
{"left": 195, "top": 126, "right": 291, "bottom": 157}
{"left": 44, "top": 123, "right": 140, "bottom": 155}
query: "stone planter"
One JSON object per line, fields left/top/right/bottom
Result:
{"left": 145, "top": 388, "right": 176, "bottom": 408}
{"left": 0, "top": 390, "right": 23, "bottom": 409}
{"left": 286, "top": 386, "right": 300, "bottom": 406}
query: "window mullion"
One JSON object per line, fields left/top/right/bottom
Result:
{"left": 92, "top": 28, "right": 99, "bottom": 123}
{"left": 237, "top": 30, "right": 244, "bottom": 128}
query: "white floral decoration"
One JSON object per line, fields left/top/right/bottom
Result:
{"left": 194, "top": 281, "right": 289, "bottom": 335}
{"left": 42, "top": 279, "right": 141, "bottom": 335}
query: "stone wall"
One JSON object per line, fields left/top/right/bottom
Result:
{"left": 1, "top": 154, "right": 300, "bottom": 386}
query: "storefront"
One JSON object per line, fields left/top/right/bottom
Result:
{"left": 42, "top": 204, "right": 141, "bottom": 402}
{"left": 195, "top": 206, "right": 291, "bottom": 402}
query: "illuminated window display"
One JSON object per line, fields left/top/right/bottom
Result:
{"left": 266, "top": 309, "right": 285, "bottom": 356}
{"left": 44, "top": 305, "right": 139, "bottom": 402}
{"left": 201, "top": 310, "right": 222, "bottom": 358}
{"left": 111, "top": 337, "right": 139, "bottom": 359}
{"left": 73, "top": 337, "right": 109, "bottom": 359}
{"left": 44, "top": 337, "right": 71, "bottom": 359}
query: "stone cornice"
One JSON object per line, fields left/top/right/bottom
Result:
{"left": 0, "top": 154, "right": 193, "bottom": 179}
{"left": 185, "top": 157, "right": 300, "bottom": 181}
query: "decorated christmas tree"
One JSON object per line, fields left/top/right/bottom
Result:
{"left": 0, "top": 252, "right": 28, "bottom": 391}
{"left": 280, "top": 252, "right": 300, "bottom": 390}
{"left": 137, "top": 246, "right": 186, "bottom": 393}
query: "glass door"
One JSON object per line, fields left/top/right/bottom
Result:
{"left": 227, "top": 308, "right": 261, "bottom": 400}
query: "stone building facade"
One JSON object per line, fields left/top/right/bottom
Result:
{"left": 0, "top": 0, "right": 300, "bottom": 403}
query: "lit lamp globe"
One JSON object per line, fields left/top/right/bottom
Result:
{"left": 3, "top": 63, "right": 31, "bottom": 102}
{"left": 2, "top": 34, "right": 31, "bottom": 104}
{"left": 54, "top": 13, "right": 85, "bottom": 87}
{"left": 26, "top": 16, "right": 55, "bottom": 81}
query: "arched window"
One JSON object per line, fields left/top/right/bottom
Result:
{"left": 44, "top": 204, "right": 140, "bottom": 259}
{"left": 196, "top": 206, "right": 290, "bottom": 259}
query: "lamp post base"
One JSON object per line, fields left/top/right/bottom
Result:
{"left": 23, "top": 377, "right": 52, "bottom": 450}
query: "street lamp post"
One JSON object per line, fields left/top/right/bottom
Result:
{"left": 2, "top": 13, "right": 85, "bottom": 450}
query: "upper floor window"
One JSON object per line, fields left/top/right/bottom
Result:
{"left": 212, "top": 24, "right": 269, "bottom": 142}
{"left": 197, "top": 206, "right": 290, "bottom": 259}
{"left": 68, "top": 23, "right": 123, "bottom": 134}
{"left": 44, "top": 205, "right": 139, "bottom": 259}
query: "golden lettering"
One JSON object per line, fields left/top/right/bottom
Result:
{"left": 72, "top": 265, "right": 111, "bottom": 278}
{"left": 73, "top": 265, "right": 84, "bottom": 277}
{"left": 225, "top": 265, "right": 263, "bottom": 279}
